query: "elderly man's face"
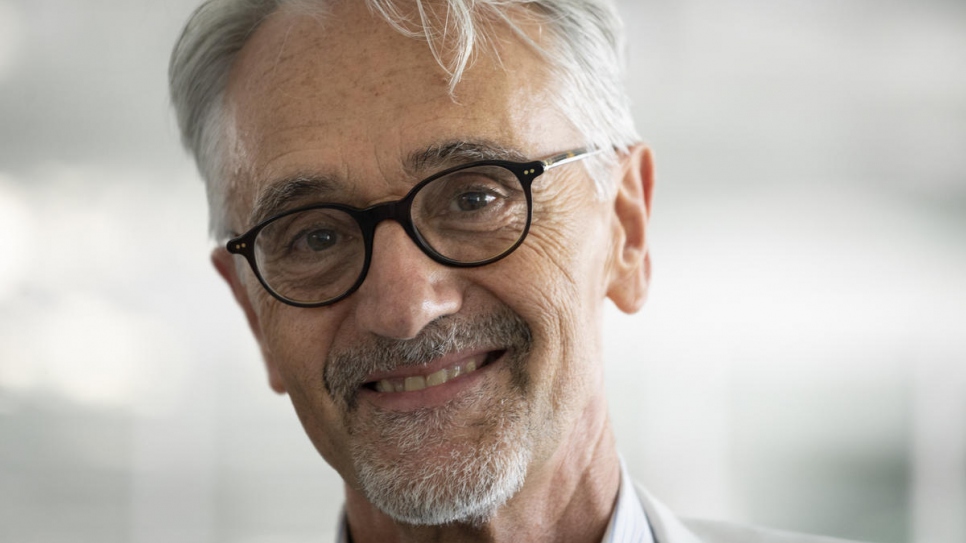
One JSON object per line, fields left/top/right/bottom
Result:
{"left": 214, "top": 1, "right": 648, "bottom": 525}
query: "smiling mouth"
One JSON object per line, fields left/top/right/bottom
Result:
{"left": 363, "top": 350, "right": 506, "bottom": 393}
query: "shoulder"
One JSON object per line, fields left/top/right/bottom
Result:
{"left": 681, "top": 518, "right": 863, "bottom": 543}
{"left": 632, "top": 482, "right": 865, "bottom": 543}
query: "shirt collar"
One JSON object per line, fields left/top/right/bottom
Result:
{"left": 600, "top": 459, "right": 656, "bottom": 543}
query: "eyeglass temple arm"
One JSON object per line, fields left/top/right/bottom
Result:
{"left": 540, "top": 147, "right": 603, "bottom": 171}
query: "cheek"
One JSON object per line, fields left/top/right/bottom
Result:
{"left": 256, "top": 300, "right": 358, "bottom": 474}
{"left": 260, "top": 301, "right": 338, "bottom": 386}
{"left": 248, "top": 283, "right": 341, "bottom": 415}
{"left": 285, "top": 375, "right": 353, "bottom": 469}
{"left": 495, "top": 191, "right": 612, "bottom": 390}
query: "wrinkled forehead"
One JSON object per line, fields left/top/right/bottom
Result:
{"left": 220, "top": 1, "right": 572, "bottom": 230}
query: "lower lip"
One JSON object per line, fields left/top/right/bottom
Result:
{"left": 356, "top": 351, "right": 505, "bottom": 411}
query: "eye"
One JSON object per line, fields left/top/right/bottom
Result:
{"left": 455, "top": 190, "right": 498, "bottom": 212}
{"left": 304, "top": 228, "right": 338, "bottom": 251}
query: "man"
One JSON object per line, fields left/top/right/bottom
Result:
{"left": 169, "top": 1, "right": 859, "bottom": 541}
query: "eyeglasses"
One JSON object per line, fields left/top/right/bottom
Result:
{"left": 227, "top": 147, "right": 600, "bottom": 307}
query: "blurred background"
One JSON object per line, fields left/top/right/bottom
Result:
{"left": 0, "top": 0, "right": 963, "bottom": 542}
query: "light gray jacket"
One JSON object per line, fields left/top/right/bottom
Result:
{"left": 636, "top": 484, "right": 863, "bottom": 543}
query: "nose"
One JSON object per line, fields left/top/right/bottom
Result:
{"left": 352, "top": 221, "right": 463, "bottom": 339}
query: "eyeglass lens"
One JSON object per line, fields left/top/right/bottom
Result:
{"left": 252, "top": 164, "right": 529, "bottom": 305}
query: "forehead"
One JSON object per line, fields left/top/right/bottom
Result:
{"left": 223, "top": 1, "right": 574, "bottom": 220}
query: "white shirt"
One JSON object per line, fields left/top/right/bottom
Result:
{"left": 336, "top": 461, "right": 655, "bottom": 543}
{"left": 602, "top": 460, "right": 656, "bottom": 543}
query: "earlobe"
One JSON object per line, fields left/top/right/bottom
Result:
{"left": 211, "top": 248, "right": 287, "bottom": 394}
{"left": 606, "top": 145, "right": 655, "bottom": 314}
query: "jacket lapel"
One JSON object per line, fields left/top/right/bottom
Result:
{"left": 634, "top": 483, "right": 704, "bottom": 543}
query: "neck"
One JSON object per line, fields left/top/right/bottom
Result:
{"left": 344, "top": 396, "right": 620, "bottom": 543}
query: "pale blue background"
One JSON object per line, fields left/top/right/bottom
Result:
{"left": 0, "top": 1, "right": 964, "bottom": 542}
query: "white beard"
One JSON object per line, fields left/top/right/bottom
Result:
{"left": 348, "top": 375, "right": 534, "bottom": 526}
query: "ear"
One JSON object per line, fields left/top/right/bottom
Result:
{"left": 211, "top": 248, "right": 287, "bottom": 394}
{"left": 606, "top": 145, "right": 654, "bottom": 314}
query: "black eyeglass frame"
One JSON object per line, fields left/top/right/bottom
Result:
{"left": 226, "top": 147, "right": 600, "bottom": 308}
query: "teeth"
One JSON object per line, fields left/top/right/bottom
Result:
{"left": 426, "top": 369, "right": 447, "bottom": 387}
{"left": 376, "top": 380, "right": 393, "bottom": 393}
{"left": 404, "top": 376, "right": 426, "bottom": 391}
{"left": 374, "top": 357, "right": 486, "bottom": 394}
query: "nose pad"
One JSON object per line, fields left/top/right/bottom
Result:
{"left": 352, "top": 221, "right": 462, "bottom": 339}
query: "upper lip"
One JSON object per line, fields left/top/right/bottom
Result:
{"left": 360, "top": 347, "right": 498, "bottom": 385}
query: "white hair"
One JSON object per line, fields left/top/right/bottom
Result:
{"left": 169, "top": 0, "right": 640, "bottom": 238}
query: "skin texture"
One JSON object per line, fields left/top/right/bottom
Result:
{"left": 210, "top": 2, "right": 654, "bottom": 542}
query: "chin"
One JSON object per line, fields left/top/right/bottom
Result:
{"left": 349, "top": 369, "right": 536, "bottom": 526}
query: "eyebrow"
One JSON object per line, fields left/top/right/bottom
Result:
{"left": 406, "top": 140, "right": 528, "bottom": 174}
{"left": 247, "top": 139, "right": 530, "bottom": 228}
{"left": 248, "top": 174, "right": 341, "bottom": 228}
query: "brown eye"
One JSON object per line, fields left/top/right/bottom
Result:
{"left": 456, "top": 191, "right": 497, "bottom": 212}
{"left": 305, "top": 229, "right": 338, "bottom": 251}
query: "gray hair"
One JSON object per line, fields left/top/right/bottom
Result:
{"left": 169, "top": 0, "right": 640, "bottom": 238}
